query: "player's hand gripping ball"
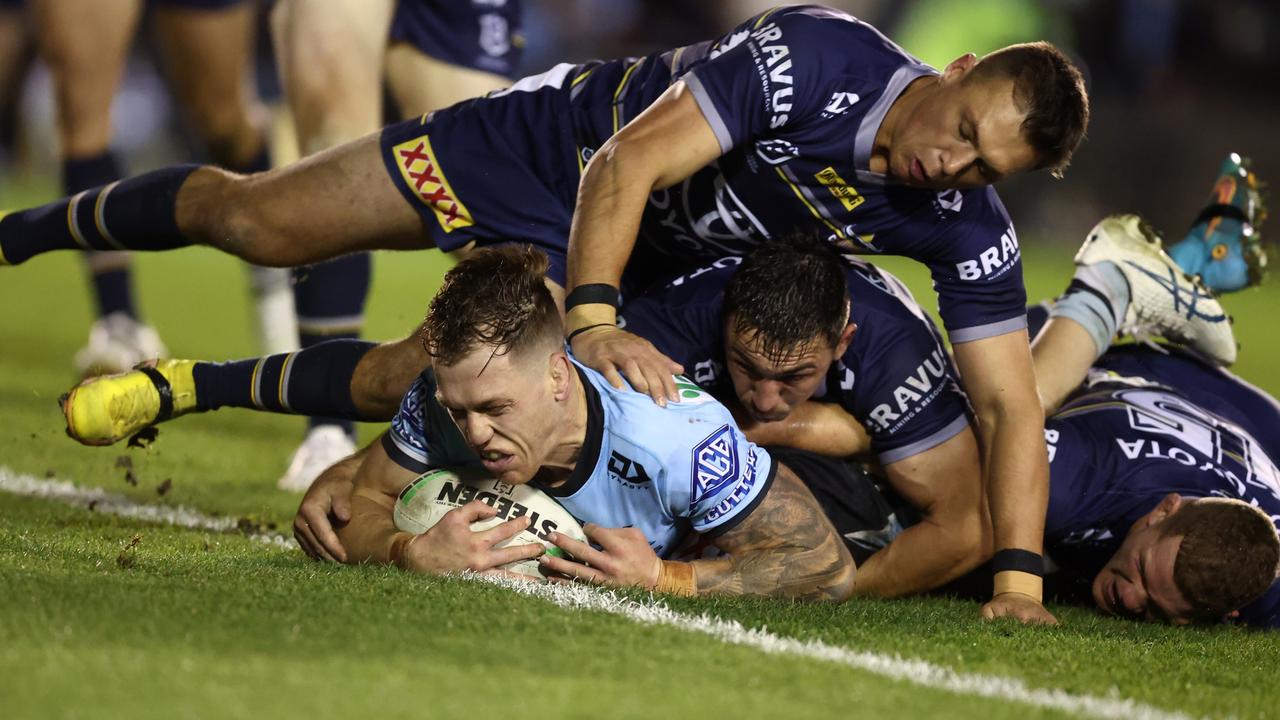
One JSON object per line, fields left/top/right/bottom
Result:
{"left": 394, "top": 468, "right": 588, "bottom": 579}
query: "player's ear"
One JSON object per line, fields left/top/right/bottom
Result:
{"left": 549, "top": 350, "right": 572, "bottom": 400}
{"left": 1145, "top": 493, "right": 1185, "bottom": 527}
{"left": 941, "top": 53, "right": 978, "bottom": 83}
{"left": 835, "top": 322, "right": 857, "bottom": 356}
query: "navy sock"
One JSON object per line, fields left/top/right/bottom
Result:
{"left": 294, "top": 253, "right": 372, "bottom": 436}
{"left": 63, "top": 152, "right": 140, "bottom": 319}
{"left": 192, "top": 339, "right": 376, "bottom": 419}
{"left": 0, "top": 164, "right": 201, "bottom": 265}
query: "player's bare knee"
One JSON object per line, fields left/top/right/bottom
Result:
{"left": 187, "top": 169, "right": 286, "bottom": 265}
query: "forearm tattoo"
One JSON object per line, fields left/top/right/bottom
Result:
{"left": 694, "top": 463, "right": 855, "bottom": 602}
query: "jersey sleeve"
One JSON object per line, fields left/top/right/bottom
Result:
{"left": 649, "top": 392, "right": 778, "bottom": 537}
{"left": 681, "top": 7, "right": 864, "bottom": 153}
{"left": 902, "top": 187, "right": 1028, "bottom": 342}
{"left": 382, "top": 370, "right": 478, "bottom": 473}
{"left": 848, "top": 309, "right": 971, "bottom": 465}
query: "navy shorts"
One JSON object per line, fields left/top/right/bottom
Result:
{"left": 390, "top": 0, "right": 523, "bottom": 79}
{"left": 152, "top": 0, "right": 247, "bottom": 9}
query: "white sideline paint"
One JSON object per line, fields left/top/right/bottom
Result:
{"left": 1, "top": 468, "right": 1195, "bottom": 720}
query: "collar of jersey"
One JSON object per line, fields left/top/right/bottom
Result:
{"left": 536, "top": 364, "right": 605, "bottom": 498}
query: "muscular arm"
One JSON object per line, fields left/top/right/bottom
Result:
{"left": 565, "top": 82, "right": 722, "bottom": 308}
{"left": 953, "top": 331, "right": 1053, "bottom": 618}
{"left": 852, "top": 428, "right": 992, "bottom": 597}
{"left": 735, "top": 400, "right": 871, "bottom": 458}
{"left": 693, "top": 462, "right": 856, "bottom": 602}
{"left": 336, "top": 432, "right": 421, "bottom": 565}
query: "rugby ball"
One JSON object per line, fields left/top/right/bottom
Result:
{"left": 393, "top": 467, "right": 588, "bottom": 579}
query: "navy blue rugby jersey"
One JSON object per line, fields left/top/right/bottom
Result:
{"left": 618, "top": 257, "right": 971, "bottom": 466}
{"left": 563, "top": 5, "right": 1026, "bottom": 340}
{"left": 1043, "top": 361, "right": 1280, "bottom": 627}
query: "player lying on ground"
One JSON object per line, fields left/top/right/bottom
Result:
{"left": 328, "top": 245, "right": 855, "bottom": 600}
{"left": 0, "top": 3, "right": 1093, "bottom": 624}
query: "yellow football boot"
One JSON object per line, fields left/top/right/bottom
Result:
{"left": 61, "top": 359, "right": 199, "bottom": 446}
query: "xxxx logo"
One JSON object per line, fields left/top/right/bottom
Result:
{"left": 393, "top": 135, "right": 473, "bottom": 233}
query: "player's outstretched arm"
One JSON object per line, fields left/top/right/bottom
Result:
{"left": 735, "top": 401, "right": 871, "bottom": 458}
{"left": 565, "top": 82, "right": 721, "bottom": 405}
{"left": 853, "top": 428, "right": 992, "bottom": 597}
{"left": 692, "top": 463, "right": 856, "bottom": 602}
{"left": 338, "top": 432, "right": 544, "bottom": 573}
{"left": 953, "top": 332, "right": 1058, "bottom": 625}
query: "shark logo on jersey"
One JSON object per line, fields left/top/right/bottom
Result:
{"left": 748, "top": 22, "right": 794, "bottom": 129}
{"left": 822, "top": 92, "right": 860, "bottom": 117}
{"left": 955, "top": 225, "right": 1019, "bottom": 280}
{"left": 691, "top": 424, "right": 740, "bottom": 503}
{"left": 934, "top": 189, "right": 964, "bottom": 215}
{"left": 755, "top": 139, "right": 799, "bottom": 166}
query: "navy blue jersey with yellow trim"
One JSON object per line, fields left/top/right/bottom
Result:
{"left": 382, "top": 357, "right": 776, "bottom": 558}
{"left": 379, "top": 5, "right": 1025, "bottom": 339}
{"left": 1043, "top": 351, "right": 1280, "bottom": 628}
{"left": 618, "top": 257, "right": 971, "bottom": 465}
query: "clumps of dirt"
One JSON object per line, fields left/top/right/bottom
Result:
{"left": 116, "top": 534, "right": 143, "bottom": 569}
{"left": 127, "top": 427, "right": 159, "bottom": 449}
{"left": 156, "top": 478, "right": 172, "bottom": 496}
{"left": 114, "top": 456, "right": 133, "bottom": 470}
{"left": 123, "top": 470, "right": 138, "bottom": 487}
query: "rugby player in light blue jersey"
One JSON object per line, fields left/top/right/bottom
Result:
{"left": 333, "top": 246, "right": 854, "bottom": 600}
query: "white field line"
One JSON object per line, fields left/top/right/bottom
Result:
{"left": 1, "top": 468, "right": 1199, "bottom": 720}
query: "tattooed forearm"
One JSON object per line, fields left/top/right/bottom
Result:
{"left": 692, "top": 463, "right": 855, "bottom": 602}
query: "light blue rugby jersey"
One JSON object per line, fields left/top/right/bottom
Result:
{"left": 381, "top": 357, "right": 777, "bottom": 558}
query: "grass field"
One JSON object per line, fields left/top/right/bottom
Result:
{"left": 2, "top": 193, "right": 1279, "bottom": 719}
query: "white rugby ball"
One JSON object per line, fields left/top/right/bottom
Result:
{"left": 393, "top": 467, "right": 588, "bottom": 579}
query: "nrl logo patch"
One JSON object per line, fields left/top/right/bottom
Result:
{"left": 691, "top": 424, "right": 740, "bottom": 503}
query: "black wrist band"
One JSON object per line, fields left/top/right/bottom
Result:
{"left": 991, "top": 549, "right": 1044, "bottom": 577}
{"left": 566, "top": 283, "right": 620, "bottom": 311}
{"left": 567, "top": 323, "right": 615, "bottom": 342}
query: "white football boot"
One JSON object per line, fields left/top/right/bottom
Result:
{"left": 74, "top": 312, "right": 169, "bottom": 377}
{"left": 1075, "top": 214, "right": 1237, "bottom": 366}
{"left": 277, "top": 424, "right": 357, "bottom": 492}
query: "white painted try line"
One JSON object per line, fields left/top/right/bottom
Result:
{"left": 0, "top": 469, "right": 1198, "bottom": 720}
{"left": 0, "top": 468, "right": 294, "bottom": 551}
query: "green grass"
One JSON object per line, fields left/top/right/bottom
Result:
{"left": 2, "top": 211, "right": 1280, "bottom": 718}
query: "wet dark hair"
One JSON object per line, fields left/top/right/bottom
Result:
{"left": 420, "top": 245, "right": 562, "bottom": 367}
{"left": 1161, "top": 498, "right": 1280, "bottom": 622}
{"left": 970, "top": 41, "right": 1089, "bottom": 179}
{"left": 722, "top": 232, "right": 850, "bottom": 362}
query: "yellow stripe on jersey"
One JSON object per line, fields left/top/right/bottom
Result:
{"left": 753, "top": 7, "right": 782, "bottom": 28}
{"left": 774, "top": 166, "right": 845, "bottom": 238}
{"left": 572, "top": 68, "right": 594, "bottom": 87}
{"left": 612, "top": 59, "right": 643, "bottom": 134}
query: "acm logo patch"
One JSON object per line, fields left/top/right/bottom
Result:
{"left": 691, "top": 424, "right": 740, "bottom": 503}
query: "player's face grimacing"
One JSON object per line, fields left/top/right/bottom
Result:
{"left": 1091, "top": 494, "right": 1197, "bottom": 625}
{"left": 888, "top": 57, "right": 1039, "bottom": 190}
{"left": 433, "top": 347, "right": 568, "bottom": 486}
{"left": 724, "top": 322, "right": 855, "bottom": 423}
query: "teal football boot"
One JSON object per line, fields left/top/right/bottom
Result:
{"left": 1167, "top": 153, "right": 1266, "bottom": 293}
